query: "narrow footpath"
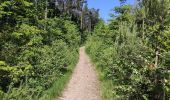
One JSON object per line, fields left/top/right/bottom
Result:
{"left": 58, "top": 47, "right": 101, "bottom": 100}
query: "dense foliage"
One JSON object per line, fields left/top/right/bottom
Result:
{"left": 86, "top": 0, "right": 170, "bottom": 99}
{"left": 0, "top": 0, "right": 99, "bottom": 99}
{"left": 0, "top": 17, "right": 80, "bottom": 99}
{"left": 1, "top": 0, "right": 169, "bottom": 100}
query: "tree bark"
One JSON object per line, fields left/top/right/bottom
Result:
{"left": 155, "top": 50, "right": 159, "bottom": 68}
{"left": 45, "top": 0, "right": 48, "bottom": 19}
{"left": 142, "top": 19, "right": 145, "bottom": 40}
{"left": 80, "top": 0, "right": 84, "bottom": 30}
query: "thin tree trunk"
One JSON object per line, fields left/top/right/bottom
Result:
{"left": 45, "top": 0, "right": 48, "bottom": 19}
{"left": 142, "top": 19, "right": 145, "bottom": 40}
{"left": 155, "top": 50, "right": 159, "bottom": 68}
{"left": 81, "top": 0, "right": 84, "bottom": 30}
{"left": 63, "top": 1, "right": 65, "bottom": 12}
{"left": 89, "top": 18, "right": 92, "bottom": 32}
{"left": 154, "top": 28, "right": 160, "bottom": 68}
{"left": 80, "top": 0, "right": 84, "bottom": 44}
{"left": 34, "top": 0, "right": 38, "bottom": 20}
{"left": 81, "top": 10, "right": 83, "bottom": 30}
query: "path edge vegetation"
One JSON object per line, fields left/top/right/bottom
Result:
{"left": 85, "top": 47, "right": 115, "bottom": 100}
{"left": 40, "top": 56, "right": 79, "bottom": 100}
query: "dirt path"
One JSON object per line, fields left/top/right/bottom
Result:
{"left": 58, "top": 47, "right": 101, "bottom": 100}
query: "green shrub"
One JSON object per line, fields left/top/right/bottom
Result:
{"left": 0, "top": 18, "right": 80, "bottom": 99}
{"left": 86, "top": 22, "right": 170, "bottom": 100}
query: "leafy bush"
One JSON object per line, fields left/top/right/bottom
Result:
{"left": 0, "top": 18, "right": 80, "bottom": 99}
{"left": 86, "top": 22, "right": 170, "bottom": 100}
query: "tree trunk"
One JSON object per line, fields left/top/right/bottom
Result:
{"left": 89, "top": 18, "right": 92, "bottom": 32}
{"left": 80, "top": 0, "right": 84, "bottom": 44}
{"left": 81, "top": 10, "right": 83, "bottom": 30}
{"left": 81, "top": 0, "right": 84, "bottom": 30}
{"left": 155, "top": 50, "right": 159, "bottom": 68}
{"left": 34, "top": 0, "right": 38, "bottom": 20}
{"left": 45, "top": 0, "right": 48, "bottom": 19}
{"left": 142, "top": 19, "right": 145, "bottom": 40}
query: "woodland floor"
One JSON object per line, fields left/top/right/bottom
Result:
{"left": 58, "top": 47, "right": 101, "bottom": 100}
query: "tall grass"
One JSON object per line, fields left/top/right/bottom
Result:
{"left": 95, "top": 63, "right": 115, "bottom": 100}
